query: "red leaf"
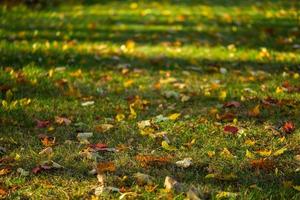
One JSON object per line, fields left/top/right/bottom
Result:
{"left": 88, "top": 143, "right": 108, "bottom": 151}
{"left": 283, "top": 121, "right": 295, "bottom": 134}
{"left": 224, "top": 125, "right": 239, "bottom": 134}
{"left": 36, "top": 120, "right": 50, "bottom": 128}
{"left": 223, "top": 101, "right": 241, "bottom": 108}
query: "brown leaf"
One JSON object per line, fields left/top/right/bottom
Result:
{"left": 55, "top": 116, "right": 71, "bottom": 125}
{"left": 250, "top": 158, "right": 274, "bottom": 170}
{"left": 96, "top": 161, "right": 116, "bottom": 174}
{"left": 223, "top": 101, "right": 241, "bottom": 108}
{"left": 136, "top": 155, "right": 171, "bottom": 167}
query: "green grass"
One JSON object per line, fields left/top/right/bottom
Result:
{"left": 0, "top": 0, "right": 300, "bottom": 199}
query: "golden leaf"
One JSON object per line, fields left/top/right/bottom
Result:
{"left": 168, "top": 113, "right": 181, "bottom": 121}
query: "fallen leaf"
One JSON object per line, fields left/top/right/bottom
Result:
{"left": 81, "top": 101, "right": 94, "bottom": 106}
{"left": 273, "top": 147, "right": 287, "bottom": 157}
{"left": 133, "top": 172, "right": 154, "bottom": 185}
{"left": 0, "top": 187, "right": 7, "bottom": 197}
{"left": 220, "top": 148, "right": 234, "bottom": 159}
{"left": 164, "top": 176, "right": 183, "bottom": 193}
{"left": 248, "top": 105, "right": 260, "bottom": 117}
{"left": 186, "top": 185, "right": 202, "bottom": 200}
{"left": 175, "top": 158, "right": 192, "bottom": 168}
{"left": 246, "top": 150, "right": 256, "bottom": 159}
{"left": 205, "top": 173, "right": 237, "bottom": 181}
{"left": 0, "top": 167, "right": 11, "bottom": 176}
{"left": 55, "top": 116, "right": 71, "bottom": 125}
{"left": 219, "top": 90, "right": 227, "bottom": 101}
{"left": 77, "top": 132, "right": 93, "bottom": 143}
{"left": 116, "top": 113, "right": 125, "bottom": 122}
{"left": 96, "top": 161, "right": 116, "bottom": 174}
{"left": 293, "top": 185, "right": 300, "bottom": 191}
{"left": 17, "top": 168, "right": 29, "bottom": 176}
{"left": 256, "top": 150, "right": 272, "bottom": 157}
{"left": 223, "top": 101, "right": 241, "bottom": 108}
{"left": 283, "top": 121, "right": 295, "bottom": 134}
{"left": 95, "top": 124, "right": 114, "bottom": 133}
{"left": 36, "top": 120, "right": 50, "bottom": 128}
{"left": 38, "top": 134, "right": 55, "bottom": 147}
{"left": 250, "top": 158, "right": 274, "bottom": 170}
{"left": 136, "top": 155, "right": 170, "bottom": 167}
{"left": 137, "top": 120, "right": 151, "bottom": 129}
{"left": 39, "top": 147, "right": 53, "bottom": 155}
{"left": 168, "top": 113, "right": 181, "bottom": 121}
{"left": 161, "top": 141, "right": 177, "bottom": 151}
{"left": 128, "top": 104, "right": 137, "bottom": 119}
{"left": 224, "top": 125, "right": 239, "bottom": 134}
{"left": 216, "top": 191, "right": 238, "bottom": 199}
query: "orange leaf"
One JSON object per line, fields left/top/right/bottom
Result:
{"left": 97, "top": 161, "right": 116, "bottom": 174}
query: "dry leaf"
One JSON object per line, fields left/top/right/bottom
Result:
{"left": 133, "top": 172, "right": 154, "bottom": 186}
{"left": 248, "top": 105, "right": 260, "bottom": 117}
{"left": 176, "top": 158, "right": 192, "bottom": 168}
{"left": 95, "top": 124, "right": 114, "bottom": 133}
{"left": 96, "top": 161, "right": 116, "bottom": 174}
{"left": 283, "top": 121, "right": 295, "bottom": 134}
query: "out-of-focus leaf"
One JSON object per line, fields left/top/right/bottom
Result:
{"left": 133, "top": 172, "right": 154, "bottom": 185}
{"left": 168, "top": 113, "right": 181, "bottom": 121}
{"left": 116, "top": 113, "right": 125, "bottom": 122}
{"left": 95, "top": 124, "right": 114, "bottom": 133}
{"left": 224, "top": 125, "right": 239, "bottom": 134}
{"left": 256, "top": 150, "right": 272, "bottom": 157}
{"left": 283, "top": 121, "right": 295, "bottom": 134}
{"left": 246, "top": 150, "right": 256, "bottom": 159}
{"left": 96, "top": 161, "right": 116, "bottom": 174}
{"left": 248, "top": 105, "right": 260, "bottom": 117}
{"left": 273, "top": 147, "right": 287, "bottom": 156}
{"left": 161, "top": 141, "right": 177, "bottom": 151}
{"left": 175, "top": 158, "right": 192, "bottom": 168}
{"left": 216, "top": 191, "right": 238, "bottom": 199}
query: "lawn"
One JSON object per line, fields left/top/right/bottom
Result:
{"left": 0, "top": 0, "right": 300, "bottom": 199}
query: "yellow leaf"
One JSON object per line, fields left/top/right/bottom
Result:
{"left": 244, "top": 139, "right": 256, "bottom": 146}
{"left": 124, "top": 79, "right": 134, "bottom": 88}
{"left": 220, "top": 148, "right": 234, "bottom": 159}
{"left": 246, "top": 150, "right": 256, "bottom": 159}
{"left": 207, "top": 151, "right": 215, "bottom": 158}
{"left": 216, "top": 191, "right": 238, "bottom": 199}
{"left": 128, "top": 104, "right": 137, "bottom": 119}
{"left": 116, "top": 113, "right": 125, "bottom": 122}
{"left": 257, "top": 150, "right": 272, "bottom": 157}
{"left": 276, "top": 87, "right": 284, "bottom": 93}
{"left": 249, "top": 105, "right": 260, "bottom": 117}
{"left": 219, "top": 90, "right": 227, "bottom": 101}
{"left": 140, "top": 127, "right": 155, "bottom": 136}
{"left": 168, "top": 113, "right": 181, "bottom": 121}
{"left": 273, "top": 147, "right": 287, "bottom": 156}
{"left": 161, "top": 141, "right": 177, "bottom": 151}
{"left": 293, "top": 185, "right": 300, "bottom": 192}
